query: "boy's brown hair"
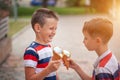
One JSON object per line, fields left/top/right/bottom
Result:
{"left": 82, "top": 18, "right": 113, "bottom": 44}
{"left": 31, "top": 8, "right": 59, "bottom": 30}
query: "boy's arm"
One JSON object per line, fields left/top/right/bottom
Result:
{"left": 25, "top": 60, "right": 61, "bottom": 80}
{"left": 69, "top": 59, "right": 91, "bottom": 80}
{"left": 25, "top": 67, "right": 50, "bottom": 80}
{"left": 74, "top": 64, "right": 91, "bottom": 80}
{"left": 56, "top": 72, "right": 60, "bottom": 80}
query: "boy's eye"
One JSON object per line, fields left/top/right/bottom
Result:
{"left": 50, "top": 27, "right": 54, "bottom": 30}
{"left": 50, "top": 27, "right": 57, "bottom": 30}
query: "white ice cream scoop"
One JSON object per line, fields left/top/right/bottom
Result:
{"left": 53, "top": 46, "right": 63, "bottom": 57}
{"left": 63, "top": 50, "right": 71, "bottom": 57}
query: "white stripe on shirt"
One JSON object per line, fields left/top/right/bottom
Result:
{"left": 37, "top": 47, "right": 53, "bottom": 60}
{"left": 24, "top": 60, "right": 37, "bottom": 68}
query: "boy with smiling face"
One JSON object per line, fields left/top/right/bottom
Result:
{"left": 69, "top": 18, "right": 120, "bottom": 80}
{"left": 23, "top": 8, "right": 61, "bottom": 80}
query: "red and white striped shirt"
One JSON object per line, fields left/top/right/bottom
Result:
{"left": 24, "top": 41, "right": 56, "bottom": 80}
{"left": 92, "top": 49, "right": 120, "bottom": 80}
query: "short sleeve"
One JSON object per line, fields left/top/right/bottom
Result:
{"left": 23, "top": 49, "right": 39, "bottom": 68}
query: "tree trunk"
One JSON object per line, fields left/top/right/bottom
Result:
{"left": 42, "top": 0, "right": 48, "bottom": 8}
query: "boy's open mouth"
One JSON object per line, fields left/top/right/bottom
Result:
{"left": 49, "top": 35, "right": 54, "bottom": 39}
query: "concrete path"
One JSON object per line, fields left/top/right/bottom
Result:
{"left": 0, "top": 15, "right": 120, "bottom": 80}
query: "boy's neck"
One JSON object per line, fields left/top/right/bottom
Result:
{"left": 35, "top": 38, "right": 49, "bottom": 45}
{"left": 96, "top": 44, "right": 108, "bottom": 57}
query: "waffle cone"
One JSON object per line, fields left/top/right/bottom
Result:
{"left": 62, "top": 55, "right": 69, "bottom": 70}
{"left": 52, "top": 51, "right": 61, "bottom": 60}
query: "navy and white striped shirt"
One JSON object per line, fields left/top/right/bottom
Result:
{"left": 24, "top": 41, "right": 56, "bottom": 80}
{"left": 92, "top": 50, "right": 120, "bottom": 80}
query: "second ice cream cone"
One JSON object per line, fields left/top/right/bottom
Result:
{"left": 62, "top": 50, "right": 71, "bottom": 70}
{"left": 62, "top": 54, "right": 69, "bottom": 70}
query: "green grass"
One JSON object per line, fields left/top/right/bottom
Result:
{"left": 10, "top": 6, "right": 92, "bottom": 17}
{"left": 17, "top": 6, "right": 39, "bottom": 17}
{"left": 50, "top": 7, "right": 87, "bottom": 15}
{"left": 8, "top": 19, "right": 30, "bottom": 37}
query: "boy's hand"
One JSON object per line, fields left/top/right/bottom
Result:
{"left": 68, "top": 58, "right": 78, "bottom": 70}
{"left": 46, "top": 60, "right": 61, "bottom": 73}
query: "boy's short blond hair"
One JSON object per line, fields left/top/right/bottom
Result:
{"left": 82, "top": 18, "right": 113, "bottom": 44}
{"left": 31, "top": 8, "right": 59, "bottom": 30}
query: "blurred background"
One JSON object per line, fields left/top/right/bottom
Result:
{"left": 0, "top": 0, "right": 120, "bottom": 80}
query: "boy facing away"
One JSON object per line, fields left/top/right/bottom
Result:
{"left": 23, "top": 8, "right": 61, "bottom": 80}
{"left": 69, "top": 18, "right": 120, "bottom": 80}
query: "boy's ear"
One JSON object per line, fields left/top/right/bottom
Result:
{"left": 34, "top": 23, "right": 42, "bottom": 32}
{"left": 96, "top": 37, "right": 102, "bottom": 43}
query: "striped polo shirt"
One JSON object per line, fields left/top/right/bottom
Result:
{"left": 24, "top": 41, "right": 56, "bottom": 80}
{"left": 92, "top": 49, "right": 120, "bottom": 80}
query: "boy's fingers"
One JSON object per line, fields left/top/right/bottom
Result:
{"left": 67, "top": 58, "right": 73, "bottom": 62}
{"left": 52, "top": 60, "right": 61, "bottom": 64}
{"left": 67, "top": 58, "right": 70, "bottom": 61}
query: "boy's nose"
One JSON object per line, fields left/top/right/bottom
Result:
{"left": 83, "top": 40, "right": 85, "bottom": 44}
{"left": 53, "top": 30, "right": 56, "bottom": 34}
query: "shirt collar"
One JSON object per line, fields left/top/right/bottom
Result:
{"left": 93, "top": 49, "right": 111, "bottom": 68}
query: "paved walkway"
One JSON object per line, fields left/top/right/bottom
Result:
{"left": 0, "top": 15, "right": 120, "bottom": 80}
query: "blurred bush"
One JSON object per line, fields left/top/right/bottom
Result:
{"left": 66, "top": 0, "right": 81, "bottom": 7}
{"left": 10, "top": 6, "right": 90, "bottom": 17}
{"left": 90, "top": 0, "right": 113, "bottom": 13}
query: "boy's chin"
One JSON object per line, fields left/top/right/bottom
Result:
{"left": 86, "top": 47, "right": 92, "bottom": 51}
{"left": 47, "top": 39, "right": 52, "bottom": 43}
{"left": 87, "top": 49, "right": 94, "bottom": 51}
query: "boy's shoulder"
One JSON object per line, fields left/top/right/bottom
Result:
{"left": 97, "top": 52, "right": 119, "bottom": 74}
{"left": 99, "top": 52, "right": 118, "bottom": 67}
{"left": 26, "top": 41, "right": 51, "bottom": 52}
{"left": 25, "top": 42, "right": 38, "bottom": 51}
{"left": 99, "top": 52, "right": 119, "bottom": 71}
{"left": 99, "top": 52, "right": 112, "bottom": 67}
{"left": 24, "top": 42, "right": 39, "bottom": 59}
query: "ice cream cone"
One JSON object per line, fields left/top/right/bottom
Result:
{"left": 62, "top": 50, "right": 71, "bottom": 70}
{"left": 62, "top": 54, "right": 69, "bottom": 70}
{"left": 52, "top": 47, "right": 63, "bottom": 60}
{"left": 52, "top": 51, "right": 61, "bottom": 60}
{"left": 52, "top": 47, "right": 71, "bottom": 70}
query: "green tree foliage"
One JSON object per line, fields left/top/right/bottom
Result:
{"left": 66, "top": 0, "right": 81, "bottom": 7}
{"left": 90, "top": 0, "right": 113, "bottom": 13}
